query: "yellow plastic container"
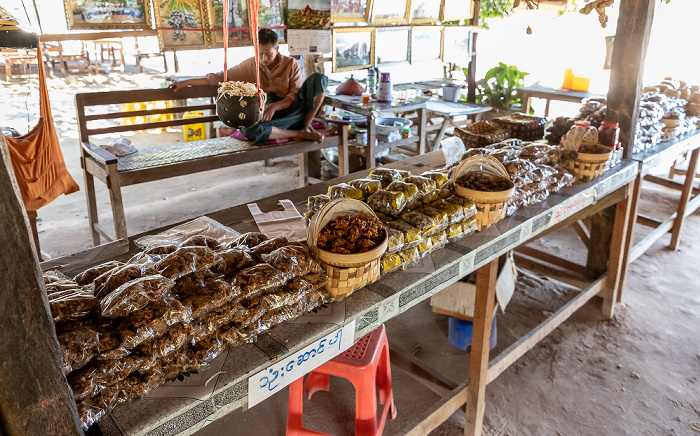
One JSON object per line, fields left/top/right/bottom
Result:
{"left": 120, "top": 102, "right": 148, "bottom": 126}
{"left": 148, "top": 100, "right": 174, "bottom": 124}
{"left": 562, "top": 68, "right": 590, "bottom": 92}
{"left": 183, "top": 111, "right": 206, "bottom": 142}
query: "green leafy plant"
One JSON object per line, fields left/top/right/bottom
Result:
{"left": 476, "top": 62, "right": 528, "bottom": 110}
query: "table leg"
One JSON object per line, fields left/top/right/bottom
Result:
{"left": 618, "top": 174, "right": 642, "bottom": 302}
{"left": 523, "top": 92, "right": 532, "bottom": 115}
{"left": 338, "top": 125, "right": 349, "bottom": 176}
{"left": 544, "top": 99, "right": 551, "bottom": 117}
{"left": 367, "top": 115, "right": 376, "bottom": 169}
{"left": 433, "top": 117, "right": 450, "bottom": 151}
{"left": 417, "top": 108, "right": 427, "bottom": 155}
{"left": 465, "top": 258, "right": 498, "bottom": 436}
{"left": 602, "top": 181, "right": 634, "bottom": 318}
{"left": 669, "top": 148, "right": 699, "bottom": 250}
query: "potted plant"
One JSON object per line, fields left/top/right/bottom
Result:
{"left": 477, "top": 62, "right": 529, "bottom": 116}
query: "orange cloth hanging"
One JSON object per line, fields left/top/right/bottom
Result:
{"left": 3, "top": 45, "right": 79, "bottom": 212}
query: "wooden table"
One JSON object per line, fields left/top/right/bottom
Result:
{"left": 521, "top": 84, "right": 605, "bottom": 117}
{"left": 44, "top": 151, "right": 639, "bottom": 436}
{"left": 324, "top": 94, "right": 430, "bottom": 171}
{"left": 424, "top": 100, "right": 492, "bottom": 150}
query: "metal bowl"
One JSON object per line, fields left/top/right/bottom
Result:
{"left": 375, "top": 117, "right": 413, "bottom": 136}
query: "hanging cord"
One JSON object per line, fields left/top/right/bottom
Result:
{"left": 248, "top": 0, "right": 264, "bottom": 108}
{"left": 223, "top": 0, "right": 229, "bottom": 81}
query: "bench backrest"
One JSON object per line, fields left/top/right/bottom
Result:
{"left": 75, "top": 85, "right": 219, "bottom": 145}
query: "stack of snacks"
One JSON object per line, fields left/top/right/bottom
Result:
{"left": 50, "top": 231, "right": 330, "bottom": 431}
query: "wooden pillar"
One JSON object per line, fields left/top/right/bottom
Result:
{"left": 605, "top": 0, "right": 656, "bottom": 159}
{"left": 586, "top": 207, "right": 615, "bottom": 279}
{"left": 0, "top": 136, "right": 83, "bottom": 435}
{"left": 466, "top": 2, "right": 480, "bottom": 103}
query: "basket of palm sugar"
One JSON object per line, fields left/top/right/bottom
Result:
{"left": 308, "top": 198, "right": 387, "bottom": 300}
{"left": 452, "top": 155, "right": 515, "bottom": 231}
{"left": 216, "top": 81, "right": 267, "bottom": 129}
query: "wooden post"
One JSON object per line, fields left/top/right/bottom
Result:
{"left": 669, "top": 148, "right": 699, "bottom": 249}
{"left": 605, "top": 0, "right": 656, "bottom": 158}
{"left": 586, "top": 207, "right": 615, "bottom": 279}
{"left": 466, "top": 2, "right": 480, "bottom": 103}
{"left": 0, "top": 136, "right": 83, "bottom": 435}
{"left": 602, "top": 180, "right": 634, "bottom": 318}
{"left": 465, "top": 258, "right": 498, "bottom": 436}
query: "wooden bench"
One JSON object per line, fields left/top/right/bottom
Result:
{"left": 76, "top": 85, "right": 340, "bottom": 245}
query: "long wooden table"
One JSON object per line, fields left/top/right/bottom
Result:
{"left": 47, "top": 152, "right": 638, "bottom": 436}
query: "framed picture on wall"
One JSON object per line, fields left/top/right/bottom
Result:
{"left": 154, "top": 0, "right": 210, "bottom": 51}
{"left": 411, "top": 25, "right": 442, "bottom": 63}
{"left": 205, "top": 0, "right": 252, "bottom": 47}
{"left": 332, "top": 27, "right": 374, "bottom": 72}
{"left": 441, "top": 0, "right": 472, "bottom": 21}
{"left": 442, "top": 26, "right": 471, "bottom": 66}
{"left": 370, "top": 0, "right": 410, "bottom": 24}
{"left": 375, "top": 26, "right": 410, "bottom": 66}
{"left": 288, "top": 0, "right": 331, "bottom": 29}
{"left": 331, "top": 0, "right": 370, "bottom": 23}
{"left": 65, "top": 0, "right": 153, "bottom": 29}
{"left": 410, "top": 0, "right": 440, "bottom": 23}
{"left": 259, "top": 0, "right": 287, "bottom": 42}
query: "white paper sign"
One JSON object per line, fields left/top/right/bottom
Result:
{"left": 288, "top": 29, "right": 332, "bottom": 55}
{"left": 248, "top": 320, "right": 356, "bottom": 408}
{"left": 549, "top": 186, "right": 597, "bottom": 226}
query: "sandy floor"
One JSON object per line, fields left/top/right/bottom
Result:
{"left": 3, "top": 65, "right": 699, "bottom": 435}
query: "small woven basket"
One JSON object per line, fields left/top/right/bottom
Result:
{"left": 451, "top": 155, "right": 515, "bottom": 231}
{"left": 307, "top": 198, "right": 387, "bottom": 301}
{"left": 565, "top": 150, "right": 611, "bottom": 182}
{"left": 492, "top": 113, "right": 546, "bottom": 141}
{"left": 455, "top": 121, "right": 511, "bottom": 148}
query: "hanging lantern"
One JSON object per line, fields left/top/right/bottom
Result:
{"left": 216, "top": 81, "right": 267, "bottom": 129}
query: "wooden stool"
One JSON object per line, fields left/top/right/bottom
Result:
{"left": 286, "top": 324, "right": 397, "bottom": 436}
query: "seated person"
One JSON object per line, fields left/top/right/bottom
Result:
{"left": 170, "top": 29, "right": 327, "bottom": 145}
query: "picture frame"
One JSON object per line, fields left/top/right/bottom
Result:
{"left": 332, "top": 27, "right": 374, "bottom": 72}
{"left": 410, "top": 25, "right": 442, "bottom": 63}
{"left": 410, "top": 0, "right": 440, "bottom": 24}
{"left": 442, "top": 26, "right": 471, "bottom": 65}
{"left": 258, "top": 0, "right": 287, "bottom": 43}
{"left": 64, "top": 0, "right": 152, "bottom": 30}
{"left": 205, "top": 0, "right": 252, "bottom": 47}
{"left": 370, "top": 0, "right": 410, "bottom": 24}
{"left": 287, "top": 0, "right": 331, "bottom": 29}
{"left": 441, "top": 0, "right": 472, "bottom": 22}
{"left": 375, "top": 26, "right": 410, "bottom": 66}
{"left": 154, "top": 0, "right": 210, "bottom": 51}
{"left": 331, "top": 0, "right": 370, "bottom": 23}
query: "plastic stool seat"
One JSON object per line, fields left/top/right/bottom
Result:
{"left": 286, "top": 325, "right": 396, "bottom": 436}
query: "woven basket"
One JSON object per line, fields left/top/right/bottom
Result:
{"left": 565, "top": 150, "right": 611, "bottom": 182}
{"left": 455, "top": 121, "right": 511, "bottom": 148}
{"left": 451, "top": 155, "right": 515, "bottom": 231}
{"left": 307, "top": 198, "right": 387, "bottom": 300}
{"left": 492, "top": 113, "right": 546, "bottom": 141}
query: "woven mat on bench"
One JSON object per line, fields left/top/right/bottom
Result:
{"left": 117, "top": 136, "right": 253, "bottom": 172}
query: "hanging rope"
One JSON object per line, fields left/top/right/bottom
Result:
{"left": 223, "top": 0, "right": 229, "bottom": 81}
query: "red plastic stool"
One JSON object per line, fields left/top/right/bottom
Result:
{"left": 286, "top": 324, "right": 397, "bottom": 436}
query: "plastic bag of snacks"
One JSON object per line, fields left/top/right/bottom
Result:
{"left": 284, "top": 272, "right": 328, "bottom": 295}
{"left": 58, "top": 324, "right": 100, "bottom": 373}
{"left": 307, "top": 194, "right": 330, "bottom": 213}
{"left": 381, "top": 253, "right": 403, "bottom": 274}
{"left": 100, "top": 275, "right": 175, "bottom": 319}
{"left": 153, "top": 246, "right": 221, "bottom": 280}
{"left": 415, "top": 206, "right": 449, "bottom": 231}
{"left": 399, "top": 247, "right": 421, "bottom": 269}
{"left": 348, "top": 178, "right": 382, "bottom": 199}
{"left": 77, "top": 402, "right": 106, "bottom": 431}
{"left": 445, "top": 196, "right": 477, "bottom": 220}
{"left": 420, "top": 170, "right": 450, "bottom": 188}
{"left": 401, "top": 210, "right": 438, "bottom": 235}
{"left": 263, "top": 245, "right": 322, "bottom": 281}
{"left": 181, "top": 278, "right": 241, "bottom": 319}
{"left": 447, "top": 223, "right": 465, "bottom": 240}
{"left": 118, "top": 297, "right": 191, "bottom": 349}
{"left": 153, "top": 323, "right": 195, "bottom": 359}
{"left": 128, "top": 245, "right": 179, "bottom": 266}
{"left": 367, "top": 190, "right": 408, "bottom": 216}
{"left": 233, "top": 263, "right": 286, "bottom": 299}
{"left": 383, "top": 225, "right": 405, "bottom": 253}
{"left": 248, "top": 236, "right": 289, "bottom": 261}
{"left": 74, "top": 261, "right": 125, "bottom": 286}
{"left": 224, "top": 232, "right": 269, "bottom": 250}
{"left": 416, "top": 237, "right": 434, "bottom": 257}
{"left": 429, "top": 231, "right": 448, "bottom": 251}
{"left": 385, "top": 181, "right": 419, "bottom": 208}
{"left": 177, "top": 234, "right": 222, "bottom": 250}
{"left": 210, "top": 248, "right": 257, "bottom": 278}
{"left": 93, "top": 264, "right": 158, "bottom": 300}
{"left": 463, "top": 217, "right": 479, "bottom": 235}
{"left": 369, "top": 168, "right": 411, "bottom": 188}
{"left": 190, "top": 304, "right": 241, "bottom": 343}
{"left": 327, "top": 183, "right": 364, "bottom": 200}
{"left": 385, "top": 220, "right": 422, "bottom": 246}
{"left": 48, "top": 288, "right": 100, "bottom": 323}
{"left": 431, "top": 199, "right": 466, "bottom": 225}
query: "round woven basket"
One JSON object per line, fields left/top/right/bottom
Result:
{"left": 565, "top": 149, "right": 611, "bottom": 182}
{"left": 451, "top": 155, "right": 515, "bottom": 231}
{"left": 307, "top": 198, "right": 387, "bottom": 300}
{"left": 216, "top": 93, "right": 263, "bottom": 129}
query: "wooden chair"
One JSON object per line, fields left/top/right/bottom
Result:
{"left": 133, "top": 37, "right": 167, "bottom": 73}
{"left": 44, "top": 42, "right": 90, "bottom": 78}
{"left": 2, "top": 48, "right": 39, "bottom": 81}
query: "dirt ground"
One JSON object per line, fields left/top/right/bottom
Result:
{"left": 2, "top": 65, "right": 699, "bottom": 435}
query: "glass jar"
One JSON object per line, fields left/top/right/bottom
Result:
{"left": 598, "top": 121, "right": 620, "bottom": 148}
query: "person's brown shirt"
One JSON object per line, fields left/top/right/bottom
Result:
{"left": 205, "top": 55, "right": 302, "bottom": 104}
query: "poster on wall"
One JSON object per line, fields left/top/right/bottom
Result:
{"left": 441, "top": 0, "right": 472, "bottom": 21}
{"left": 288, "top": 29, "right": 331, "bottom": 54}
{"left": 410, "top": 0, "right": 440, "bottom": 23}
{"left": 375, "top": 26, "right": 409, "bottom": 65}
{"left": 155, "top": 0, "right": 209, "bottom": 50}
{"left": 442, "top": 26, "right": 471, "bottom": 66}
{"left": 65, "top": 0, "right": 153, "bottom": 29}
{"left": 370, "top": 0, "right": 410, "bottom": 23}
{"left": 287, "top": 0, "right": 330, "bottom": 29}
{"left": 259, "top": 0, "right": 287, "bottom": 42}
{"left": 205, "top": 0, "right": 252, "bottom": 47}
{"left": 330, "top": 0, "right": 369, "bottom": 23}
{"left": 411, "top": 25, "right": 442, "bottom": 63}
{"left": 332, "top": 27, "right": 374, "bottom": 72}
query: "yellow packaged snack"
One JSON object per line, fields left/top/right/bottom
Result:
{"left": 384, "top": 225, "right": 405, "bottom": 252}
{"left": 385, "top": 220, "right": 422, "bottom": 244}
{"left": 430, "top": 231, "right": 448, "bottom": 250}
{"left": 327, "top": 183, "right": 363, "bottom": 200}
{"left": 399, "top": 247, "right": 420, "bottom": 269}
{"left": 420, "top": 170, "right": 449, "bottom": 188}
{"left": 417, "top": 237, "right": 433, "bottom": 256}
{"left": 367, "top": 190, "right": 408, "bottom": 216}
{"left": 348, "top": 178, "right": 382, "bottom": 198}
{"left": 381, "top": 253, "right": 402, "bottom": 274}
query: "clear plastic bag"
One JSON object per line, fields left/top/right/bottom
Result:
{"left": 284, "top": 272, "right": 328, "bottom": 295}
{"left": 385, "top": 220, "right": 422, "bottom": 245}
{"left": 233, "top": 263, "right": 286, "bottom": 299}
{"left": 178, "top": 235, "right": 223, "bottom": 250}
{"left": 429, "top": 231, "right": 448, "bottom": 251}
{"left": 415, "top": 206, "right": 449, "bottom": 229}
{"left": 93, "top": 264, "right": 158, "bottom": 301}
{"left": 381, "top": 253, "right": 403, "bottom": 274}
{"left": 153, "top": 323, "right": 195, "bottom": 358}
{"left": 383, "top": 225, "right": 405, "bottom": 253}
{"left": 48, "top": 288, "right": 100, "bottom": 322}
{"left": 190, "top": 303, "right": 242, "bottom": 343}
{"left": 327, "top": 183, "right": 364, "bottom": 200}
{"left": 224, "top": 231, "right": 269, "bottom": 250}
{"left": 385, "top": 181, "right": 419, "bottom": 208}
{"left": 210, "top": 248, "right": 257, "bottom": 278}
{"left": 550, "top": 170, "right": 575, "bottom": 192}
{"left": 43, "top": 270, "right": 70, "bottom": 285}
{"left": 118, "top": 297, "right": 191, "bottom": 349}
{"left": 248, "top": 236, "right": 290, "bottom": 261}
{"left": 348, "top": 178, "right": 382, "bottom": 199}
{"left": 367, "top": 190, "right": 408, "bottom": 216}
{"left": 59, "top": 324, "right": 100, "bottom": 374}
{"left": 45, "top": 278, "right": 83, "bottom": 294}
{"left": 445, "top": 196, "right": 477, "bottom": 220}
{"left": 263, "top": 245, "right": 322, "bottom": 281}
{"left": 77, "top": 402, "right": 106, "bottom": 431}
{"left": 420, "top": 170, "right": 450, "bottom": 188}
{"left": 369, "top": 168, "right": 410, "bottom": 188}
{"left": 193, "top": 334, "right": 225, "bottom": 365}
{"left": 399, "top": 247, "right": 421, "bottom": 269}
{"left": 160, "top": 349, "right": 200, "bottom": 380}
{"left": 153, "top": 246, "right": 221, "bottom": 280}
{"left": 134, "top": 216, "right": 240, "bottom": 251}
{"left": 100, "top": 275, "right": 175, "bottom": 319}
{"left": 431, "top": 199, "right": 466, "bottom": 225}
{"left": 416, "top": 236, "right": 433, "bottom": 256}
{"left": 447, "top": 223, "right": 464, "bottom": 241}
{"left": 181, "top": 277, "right": 241, "bottom": 319}
{"left": 401, "top": 210, "right": 438, "bottom": 235}
{"left": 74, "top": 261, "right": 125, "bottom": 286}
{"left": 307, "top": 194, "right": 330, "bottom": 213}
